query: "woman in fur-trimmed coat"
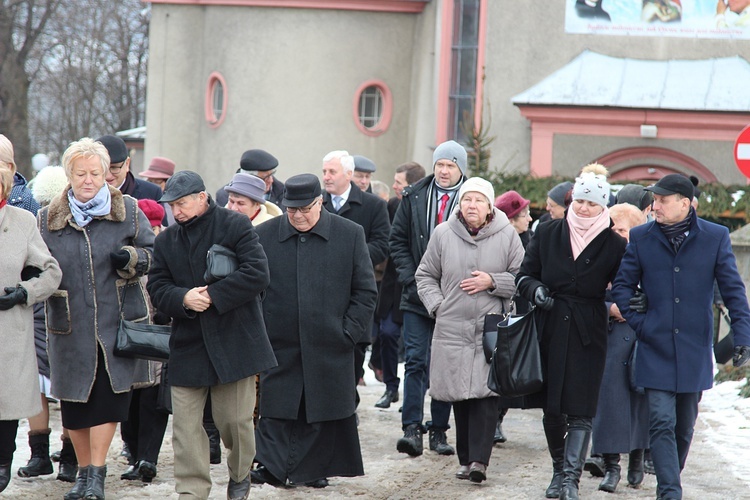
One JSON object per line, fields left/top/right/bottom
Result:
{"left": 38, "top": 138, "right": 154, "bottom": 500}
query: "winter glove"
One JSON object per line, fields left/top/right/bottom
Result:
{"left": 733, "top": 345, "right": 750, "bottom": 368}
{"left": 629, "top": 291, "right": 648, "bottom": 313}
{"left": 0, "top": 286, "right": 28, "bottom": 311}
{"left": 110, "top": 249, "right": 131, "bottom": 270}
{"left": 534, "top": 286, "right": 555, "bottom": 311}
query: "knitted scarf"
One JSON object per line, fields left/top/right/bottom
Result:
{"left": 566, "top": 206, "right": 611, "bottom": 260}
{"left": 658, "top": 207, "right": 694, "bottom": 253}
{"left": 67, "top": 185, "right": 111, "bottom": 227}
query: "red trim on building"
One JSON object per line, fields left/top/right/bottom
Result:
{"left": 516, "top": 105, "right": 750, "bottom": 177}
{"left": 352, "top": 79, "right": 393, "bottom": 137}
{"left": 205, "top": 72, "right": 228, "bottom": 128}
{"left": 599, "top": 147, "right": 717, "bottom": 183}
{"left": 147, "top": 0, "right": 429, "bottom": 13}
{"left": 435, "top": 0, "right": 454, "bottom": 144}
{"left": 473, "top": 0, "right": 488, "bottom": 132}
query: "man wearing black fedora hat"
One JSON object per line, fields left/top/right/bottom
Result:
{"left": 252, "top": 173, "right": 377, "bottom": 489}
{"left": 612, "top": 173, "right": 750, "bottom": 500}
{"left": 216, "top": 149, "right": 285, "bottom": 211}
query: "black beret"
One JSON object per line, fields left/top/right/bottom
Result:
{"left": 240, "top": 149, "right": 278, "bottom": 172}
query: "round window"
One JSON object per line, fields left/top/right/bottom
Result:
{"left": 352, "top": 80, "right": 392, "bottom": 137}
{"left": 205, "top": 72, "right": 227, "bottom": 128}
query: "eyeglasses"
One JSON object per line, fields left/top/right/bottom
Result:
{"left": 109, "top": 161, "right": 126, "bottom": 173}
{"left": 287, "top": 199, "right": 319, "bottom": 214}
{"left": 248, "top": 169, "right": 276, "bottom": 181}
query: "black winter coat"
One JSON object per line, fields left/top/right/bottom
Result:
{"left": 147, "top": 199, "right": 277, "bottom": 387}
{"left": 516, "top": 217, "right": 626, "bottom": 416}
{"left": 255, "top": 209, "right": 378, "bottom": 423}
{"left": 389, "top": 174, "right": 464, "bottom": 317}
{"left": 375, "top": 197, "right": 402, "bottom": 323}
{"left": 323, "top": 182, "right": 390, "bottom": 267}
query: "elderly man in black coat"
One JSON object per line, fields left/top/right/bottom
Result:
{"left": 252, "top": 174, "right": 378, "bottom": 489}
{"left": 147, "top": 171, "right": 277, "bottom": 500}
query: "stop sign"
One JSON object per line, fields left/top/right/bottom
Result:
{"left": 735, "top": 125, "right": 750, "bottom": 178}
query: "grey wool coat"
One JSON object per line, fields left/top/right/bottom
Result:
{"left": 255, "top": 208, "right": 378, "bottom": 423}
{"left": 39, "top": 185, "right": 154, "bottom": 402}
{"left": 147, "top": 199, "right": 277, "bottom": 387}
{"left": 416, "top": 208, "right": 525, "bottom": 402}
{"left": 0, "top": 205, "right": 62, "bottom": 420}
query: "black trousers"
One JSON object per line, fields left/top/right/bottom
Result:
{"left": 453, "top": 397, "right": 499, "bottom": 466}
{"left": 121, "top": 386, "right": 170, "bottom": 464}
{"left": 0, "top": 420, "right": 19, "bottom": 464}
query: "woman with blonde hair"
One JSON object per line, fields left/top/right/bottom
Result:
{"left": 39, "top": 138, "right": 155, "bottom": 500}
{"left": 516, "top": 164, "right": 627, "bottom": 500}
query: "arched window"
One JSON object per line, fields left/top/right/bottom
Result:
{"left": 205, "top": 72, "right": 227, "bottom": 128}
{"left": 353, "top": 80, "right": 392, "bottom": 137}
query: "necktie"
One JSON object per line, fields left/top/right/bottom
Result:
{"left": 333, "top": 196, "right": 343, "bottom": 212}
{"left": 437, "top": 193, "right": 450, "bottom": 224}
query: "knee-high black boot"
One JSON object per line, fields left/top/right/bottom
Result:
{"left": 560, "top": 426, "right": 591, "bottom": 500}
{"left": 627, "top": 449, "right": 644, "bottom": 487}
{"left": 543, "top": 414, "right": 567, "bottom": 498}
{"left": 598, "top": 453, "right": 621, "bottom": 493}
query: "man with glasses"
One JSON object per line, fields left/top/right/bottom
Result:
{"left": 252, "top": 173, "right": 377, "bottom": 489}
{"left": 215, "top": 149, "right": 285, "bottom": 211}
{"left": 97, "top": 135, "right": 162, "bottom": 203}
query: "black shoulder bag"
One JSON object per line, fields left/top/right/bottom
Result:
{"left": 487, "top": 307, "right": 543, "bottom": 398}
{"left": 204, "top": 244, "right": 238, "bottom": 284}
{"left": 114, "top": 283, "right": 171, "bottom": 362}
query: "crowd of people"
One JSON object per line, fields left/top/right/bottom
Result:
{"left": 1, "top": 132, "right": 750, "bottom": 500}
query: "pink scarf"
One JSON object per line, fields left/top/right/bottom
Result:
{"left": 566, "top": 206, "right": 610, "bottom": 260}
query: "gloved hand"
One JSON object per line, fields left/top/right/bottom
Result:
{"left": 629, "top": 291, "right": 648, "bottom": 313}
{"left": 110, "top": 249, "right": 131, "bottom": 270}
{"left": 733, "top": 345, "right": 750, "bottom": 368}
{"left": 534, "top": 286, "right": 554, "bottom": 311}
{"left": 0, "top": 286, "right": 28, "bottom": 311}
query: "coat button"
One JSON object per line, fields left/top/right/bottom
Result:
{"left": 674, "top": 266, "right": 680, "bottom": 272}
{"left": 563, "top": 316, "right": 569, "bottom": 321}
{"left": 624, "top": 336, "right": 630, "bottom": 341}
{"left": 674, "top": 328, "right": 679, "bottom": 334}
{"left": 470, "top": 319, "right": 475, "bottom": 325}
{"left": 300, "top": 236, "right": 306, "bottom": 242}
{"left": 571, "top": 277, "right": 576, "bottom": 282}
{"left": 585, "top": 259, "right": 591, "bottom": 264}
{"left": 674, "top": 297, "right": 680, "bottom": 303}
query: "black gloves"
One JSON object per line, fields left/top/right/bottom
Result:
{"left": 110, "top": 249, "right": 131, "bottom": 270}
{"left": 0, "top": 286, "right": 28, "bottom": 311}
{"left": 534, "top": 286, "right": 555, "bottom": 311}
{"left": 629, "top": 291, "right": 648, "bottom": 313}
{"left": 734, "top": 345, "right": 750, "bottom": 367}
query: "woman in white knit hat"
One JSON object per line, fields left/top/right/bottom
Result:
{"left": 515, "top": 164, "right": 627, "bottom": 500}
{"left": 415, "top": 177, "right": 525, "bottom": 484}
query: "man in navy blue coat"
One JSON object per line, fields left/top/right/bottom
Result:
{"left": 612, "top": 174, "right": 750, "bottom": 500}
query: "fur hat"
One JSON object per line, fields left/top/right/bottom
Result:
{"left": 31, "top": 166, "right": 68, "bottom": 206}
{"left": 433, "top": 140, "right": 468, "bottom": 174}
{"left": 573, "top": 171, "right": 610, "bottom": 208}
{"left": 458, "top": 177, "right": 494, "bottom": 206}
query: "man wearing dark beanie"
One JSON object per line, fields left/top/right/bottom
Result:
{"left": 612, "top": 173, "right": 750, "bottom": 500}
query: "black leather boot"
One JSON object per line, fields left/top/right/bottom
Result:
{"left": 0, "top": 462, "right": 11, "bottom": 493}
{"left": 598, "top": 453, "right": 621, "bottom": 493}
{"left": 18, "top": 429, "right": 54, "bottom": 477}
{"left": 64, "top": 466, "right": 90, "bottom": 500}
{"left": 543, "top": 416, "right": 566, "bottom": 498}
{"left": 84, "top": 465, "right": 106, "bottom": 500}
{"left": 627, "top": 449, "right": 644, "bottom": 487}
{"left": 559, "top": 428, "right": 591, "bottom": 500}
{"left": 204, "top": 421, "right": 222, "bottom": 465}
{"left": 57, "top": 436, "right": 78, "bottom": 482}
{"left": 396, "top": 424, "right": 423, "bottom": 457}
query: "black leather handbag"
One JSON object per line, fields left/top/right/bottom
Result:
{"left": 714, "top": 308, "right": 735, "bottom": 364}
{"left": 114, "top": 285, "right": 170, "bottom": 362}
{"left": 482, "top": 313, "right": 504, "bottom": 364}
{"left": 487, "top": 308, "right": 543, "bottom": 398}
{"left": 204, "top": 244, "right": 238, "bottom": 284}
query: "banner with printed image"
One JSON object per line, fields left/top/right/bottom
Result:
{"left": 565, "top": 0, "right": 750, "bottom": 39}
